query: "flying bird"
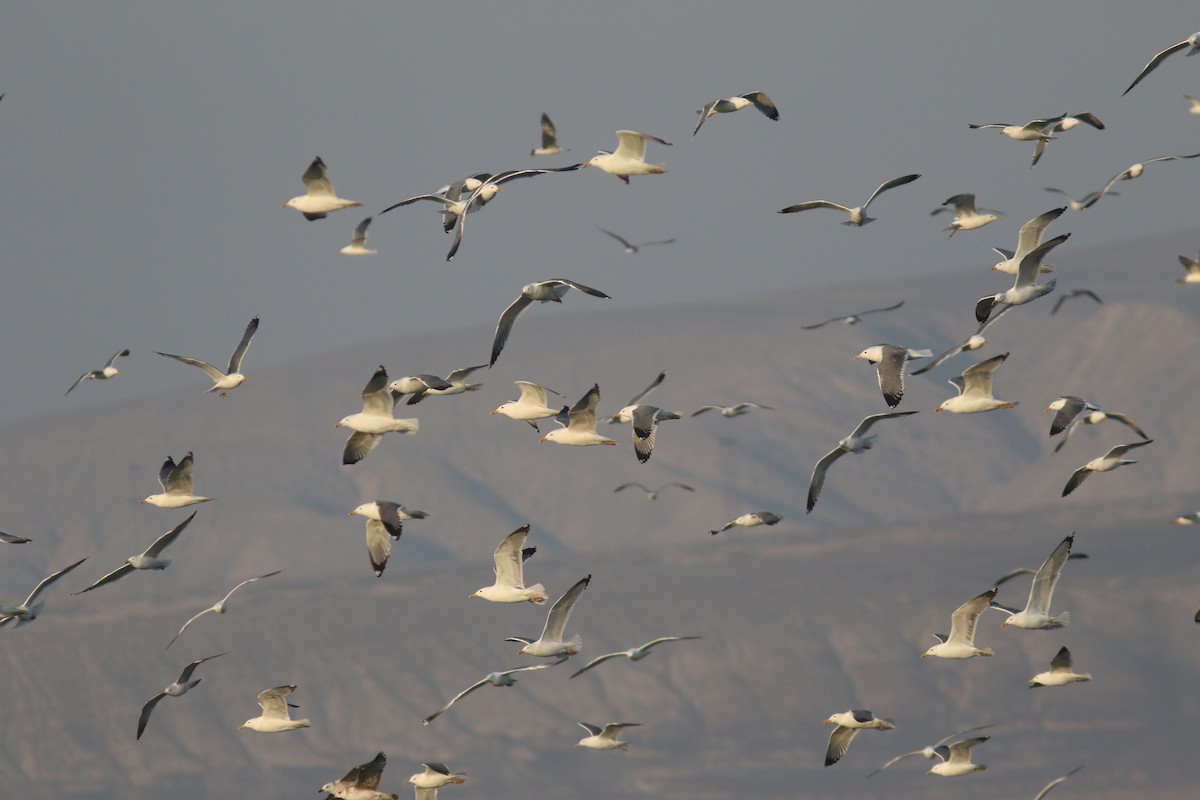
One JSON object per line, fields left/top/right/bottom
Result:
{"left": 807, "top": 411, "right": 919, "bottom": 513}
{"left": 597, "top": 228, "right": 676, "bottom": 254}
{"left": 336, "top": 366, "right": 419, "bottom": 465}
{"left": 710, "top": 512, "right": 781, "bottom": 535}
{"left": 990, "top": 534, "right": 1074, "bottom": 629}
{"left": 1178, "top": 250, "right": 1200, "bottom": 284}
{"left": 691, "top": 402, "right": 773, "bottom": 418}
{"left": 778, "top": 174, "right": 920, "bottom": 226}
{"left": 935, "top": 353, "right": 1016, "bottom": 413}
{"left": 693, "top": 90, "right": 779, "bottom": 136}
{"left": 921, "top": 587, "right": 997, "bottom": 659}
{"left": 165, "top": 570, "right": 282, "bottom": 649}
{"left": 1062, "top": 440, "right": 1153, "bottom": 497}
{"left": 968, "top": 116, "right": 1064, "bottom": 166}
{"left": 157, "top": 316, "right": 259, "bottom": 397}
{"left": 505, "top": 574, "right": 590, "bottom": 657}
{"left": 1029, "top": 645, "right": 1092, "bottom": 687}
{"left": 613, "top": 482, "right": 694, "bottom": 501}
{"left": 570, "top": 636, "right": 700, "bottom": 678}
{"left": 800, "top": 300, "right": 904, "bottom": 330}
{"left": 539, "top": 384, "right": 617, "bottom": 446}
{"left": 490, "top": 279, "right": 610, "bottom": 366}
{"left": 854, "top": 344, "right": 932, "bottom": 407}
{"left": 614, "top": 405, "right": 681, "bottom": 462}
{"left": 491, "top": 380, "right": 563, "bottom": 431}
{"left": 0, "top": 557, "right": 87, "bottom": 627}
{"left": 400, "top": 365, "right": 486, "bottom": 405}
{"left": 387, "top": 374, "right": 454, "bottom": 402}
{"left": 422, "top": 659, "right": 566, "bottom": 725}
{"left": 1043, "top": 186, "right": 1112, "bottom": 212}
{"left": 140, "top": 452, "right": 212, "bottom": 508}
{"left": 282, "top": 156, "right": 362, "bottom": 220}
{"left": 339, "top": 217, "right": 377, "bottom": 255}
{"left": 1090, "top": 153, "right": 1200, "bottom": 206}
{"left": 823, "top": 710, "right": 894, "bottom": 766}
{"left": 73, "top": 512, "right": 196, "bottom": 595}
{"left": 976, "top": 234, "right": 1067, "bottom": 323}
{"left": 239, "top": 684, "right": 310, "bottom": 732}
{"left": 576, "top": 721, "right": 641, "bottom": 751}
{"left": 1121, "top": 30, "right": 1200, "bottom": 95}
{"left": 1046, "top": 397, "right": 1147, "bottom": 442}
{"left": 911, "top": 308, "right": 1011, "bottom": 376}
{"left": 927, "top": 735, "right": 988, "bottom": 777}
{"left": 1172, "top": 512, "right": 1200, "bottom": 525}
{"left": 938, "top": 194, "right": 1002, "bottom": 237}
{"left": 582, "top": 130, "right": 671, "bottom": 183}
{"left": 65, "top": 348, "right": 129, "bottom": 395}
{"left": 406, "top": 764, "right": 466, "bottom": 788}
{"left": 350, "top": 501, "right": 427, "bottom": 539}
{"left": 321, "top": 752, "right": 395, "bottom": 800}
{"left": 469, "top": 525, "right": 546, "bottom": 604}
{"left": 1051, "top": 289, "right": 1102, "bottom": 314}
{"left": 867, "top": 724, "right": 994, "bottom": 777}
{"left": 531, "top": 112, "right": 569, "bottom": 156}
{"left": 137, "top": 653, "right": 227, "bottom": 739}
{"left": 379, "top": 171, "right": 495, "bottom": 234}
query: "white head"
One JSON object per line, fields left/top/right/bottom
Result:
{"left": 854, "top": 345, "right": 884, "bottom": 364}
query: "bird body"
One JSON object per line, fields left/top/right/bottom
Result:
{"left": 337, "top": 366, "right": 419, "bottom": 465}
{"left": 340, "top": 217, "right": 377, "bottom": 255}
{"left": 470, "top": 525, "right": 546, "bottom": 604}
{"left": 824, "top": 710, "right": 894, "bottom": 766}
{"left": 1030, "top": 645, "right": 1092, "bottom": 687}
{"left": 65, "top": 348, "right": 129, "bottom": 395}
{"left": 940, "top": 194, "right": 1002, "bottom": 237}
{"left": 1179, "top": 251, "right": 1200, "bottom": 284}
{"left": 691, "top": 402, "right": 773, "bottom": 418}
{"left": 239, "top": 684, "right": 310, "bottom": 732}
{"left": 137, "top": 653, "right": 226, "bottom": 739}
{"left": 1062, "top": 440, "right": 1153, "bottom": 496}
{"left": 531, "top": 112, "right": 568, "bottom": 156}
{"left": 613, "top": 482, "right": 694, "bottom": 500}
{"left": 406, "top": 763, "right": 466, "bottom": 788}
{"left": 928, "top": 736, "right": 988, "bottom": 777}
{"left": 491, "top": 381, "right": 562, "bottom": 430}
{"left": 801, "top": 301, "right": 904, "bottom": 329}
{"left": 616, "top": 404, "right": 681, "bottom": 462}
{"left": 165, "top": 570, "right": 281, "bottom": 649}
{"left": 922, "top": 587, "right": 996, "bottom": 659}
{"left": 540, "top": 384, "right": 617, "bottom": 446}
{"left": 582, "top": 130, "right": 671, "bottom": 182}
{"left": 576, "top": 721, "right": 641, "bottom": 750}
{"left": 158, "top": 316, "right": 258, "bottom": 396}
{"left": 996, "top": 534, "right": 1074, "bottom": 629}
{"left": 141, "top": 451, "right": 212, "bottom": 508}
{"left": 693, "top": 91, "right": 778, "bottom": 136}
{"left": 422, "top": 659, "right": 565, "bottom": 724}
{"left": 73, "top": 513, "right": 196, "bottom": 595}
{"left": 321, "top": 752, "right": 395, "bottom": 800}
{"left": 506, "top": 574, "right": 590, "bottom": 656}
{"left": 570, "top": 636, "right": 700, "bottom": 678}
{"left": 283, "top": 157, "right": 361, "bottom": 219}
{"left": 854, "top": 344, "right": 932, "bottom": 407}
{"left": 935, "top": 352, "right": 1015, "bottom": 413}
{"left": 976, "top": 234, "right": 1067, "bottom": 323}
{"left": 711, "top": 512, "right": 781, "bottom": 535}
{"left": 491, "top": 279, "right": 610, "bottom": 366}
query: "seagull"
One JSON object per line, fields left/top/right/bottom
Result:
{"left": 1121, "top": 31, "right": 1200, "bottom": 95}
{"left": 379, "top": 171, "right": 495, "bottom": 234}
{"left": 348, "top": 500, "right": 426, "bottom": 577}
{"left": 1051, "top": 289, "right": 1102, "bottom": 314}
{"left": 854, "top": 345, "right": 933, "bottom": 407}
{"left": 540, "top": 384, "right": 617, "bottom": 446}
{"left": 140, "top": 452, "right": 212, "bottom": 508}
{"left": 422, "top": 659, "right": 566, "bottom": 724}
{"left": 491, "top": 380, "right": 562, "bottom": 431}
{"left": 710, "top": 512, "right": 781, "bottom": 535}
{"left": 778, "top": 173, "right": 920, "bottom": 226}
{"left": 65, "top": 348, "right": 130, "bottom": 395}
{"left": 597, "top": 228, "right": 676, "bottom": 254}
{"left": 505, "top": 574, "right": 590, "bottom": 657}
{"left": 339, "top": 217, "right": 377, "bottom": 255}
{"left": 993, "top": 553, "right": 1088, "bottom": 588}
{"left": 867, "top": 724, "right": 994, "bottom": 777}
{"left": 991, "top": 534, "right": 1074, "bottom": 629}
{"left": 576, "top": 721, "right": 641, "bottom": 751}
{"left": 911, "top": 308, "right": 1012, "bottom": 376}
{"left": 490, "top": 279, "right": 610, "bottom": 366}
{"left": 921, "top": 587, "right": 997, "bottom": 659}
{"left": 1029, "top": 646, "right": 1092, "bottom": 688}
{"left": 1062, "top": 440, "right": 1153, "bottom": 497}
{"left": 604, "top": 371, "right": 666, "bottom": 423}
{"left": 582, "top": 130, "right": 671, "bottom": 183}
{"left": 613, "top": 482, "right": 694, "bottom": 500}
{"left": 400, "top": 365, "right": 486, "bottom": 405}
{"left": 1043, "top": 186, "right": 1113, "bottom": 212}
{"left": 806, "top": 411, "right": 919, "bottom": 513}
{"left": 693, "top": 91, "right": 779, "bottom": 136}
{"left": 570, "top": 636, "right": 700, "bottom": 678}
{"left": 928, "top": 736, "right": 988, "bottom": 777}
{"left": 615, "top": 405, "right": 681, "bottom": 462}
{"left": 0, "top": 530, "right": 32, "bottom": 544}
{"left": 935, "top": 353, "right": 1016, "bottom": 413}
{"left": 1046, "top": 397, "right": 1147, "bottom": 441}
{"left": 282, "top": 156, "right": 362, "bottom": 220}
{"left": 531, "top": 112, "right": 569, "bottom": 156}
{"left": 157, "top": 316, "right": 259, "bottom": 396}
{"left": 406, "top": 764, "right": 466, "bottom": 788}
{"left": 1031, "top": 765, "right": 1086, "bottom": 800}
{"left": 939, "top": 194, "right": 1002, "bottom": 237}
{"left": 990, "top": 207, "right": 1066, "bottom": 275}
{"left": 691, "top": 402, "right": 774, "bottom": 418}
{"left": 1178, "top": 250, "right": 1200, "bottom": 284}
{"left": 73, "top": 512, "right": 196, "bottom": 595}
{"left": 336, "top": 366, "right": 419, "bottom": 465}
{"left": 469, "top": 525, "right": 546, "bottom": 604}
{"left": 1090, "top": 153, "right": 1200, "bottom": 206}
{"left": 166, "top": 570, "right": 281, "bottom": 649}
{"left": 823, "top": 710, "right": 895, "bottom": 766}
{"left": 968, "top": 117, "right": 1064, "bottom": 167}
{"left": 975, "top": 234, "right": 1068, "bottom": 323}
{"left": 321, "top": 752, "right": 396, "bottom": 800}
{"left": 387, "top": 374, "right": 454, "bottom": 403}
{"left": 1172, "top": 512, "right": 1200, "bottom": 525}
{"left": 800, "top": 301, "right": 904, "bottom": 330}
{"left": 239, "top": 684, "right": 310, "bottom": 732}
{"left": 137, "top": 653, "right": 227, "bottom": 739}
{"left": 0, "top": 557, "right": 87, "bottom": 627}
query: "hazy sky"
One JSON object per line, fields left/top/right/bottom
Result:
{"left": 2, "top": 1, "right": 1199, "bottom": 427}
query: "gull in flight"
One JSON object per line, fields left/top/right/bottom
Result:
{"left": 823, "top": 710, "right": 894, "bottom": 766}
{"left": 137, "top": 653, "right": 227, "bottom": 739}
{"left": 911, "top": 308, "right": 1012, "bottom": 376}
{"left": 73, "top": 512, "right": 196, "bottom": 595}
{"left": 141, "top": 451, "right": 212, "bottom": 508}
{"left": 691, "top": 402, "right": 773, "bottom": 418}
{"left": 379, "top": 172, "right": 495, "bottom": 234}
{"left": 921, "top": 587, "right": 997, "bottom": 659}
{"left": 990, "top": 207, "right": 1065, "bottom": 276}
{"left": 693, "top": 90, "right": 779, "bottom": 136}
{"left": 604, "top": 371, "right": 665, "bottom": 423}
{"left": 1089, "top": 153, "right": 1200, "bottom": 206}
{"left": 65, "top": 348, "right": 129, "bottom": 395}
{"left": 990, "top": 534, "right": 1074, "bottom": 629}
{"left": 406, "top": 764, "right": 466, "bottom": 788}
{"left": 0, "top": 557, "right": 87, "bottom": 627}
{"left": 1062, "top": 440, "right": 1153, "bottom": 497}
{"left": 321, "top": 752, "right": 395, "bottom": 800}
{"left": 165, "top": 570, "right": 282, "bottom": 649}
{"left": 1046, "top": 396, "right": 1148, "bottom": 448}
{"left": 239, "top": 684, "right": 310, "bottom": 732}
{"left": 938, "top": 194, "right": 1002, "bottom": 237}
{"left": 570, "top": 636, "right": 700, "bottom": 678}
{"left": 854, "top": 344, "right": 932, "bottom": 407}
{"left": 968, "top": 116, "right": 1064, "bottom": 167}
{"left": 597, "top": 227, "right": 676, "bottom": 254}
{"left": 490, "top": 279, "right": 610, "bottom": 367}
{"left": 1173, "top": 512, "right": 1200, "bottom": 525}
{"left": 710, "top": 512, "right": 781, "bottom": 535}
{"left": 491, "top": 380, "right": 563, "bottom": 431}
{"left": 469, "top": 525, "right": 546, "bottom": 604}
{"left": 505, "top": 574, "right": 590, "bottom": 656}
{"left": 800, "top": 300, "right": 904, "bottom": 330}
{"left": 348, "top": 502, "right": 427, "bottom": 577}
{"left": 1178, "top": 249, "right": 1200, "bottom": 284}
{"left": 975, "top": 234, "right": 1068, "bottom": 323}
{"left": 282, "top": 156, "right": 362, "bottom": 220}
{"left": 531, "top": 112, "right": 569, "bottom": 156}
{"left": 336, "top": 366, "right": 419, "bottom": 465}
{"left": 387, "top": 374, "right": 454, "bottom": 403}
{"left": 867, "top": 724, "right": 993, "bottom": 777}
{"left": 927, "top": 735, "right": 988, "bottom": 777}
{"left": 613, "top": 482, "right": 694, "bottom": 501}
{"left": 807, "top": 411, "right": 919, "bottom": 513}
{"left": 399, "top": 365, "right": 485, "bottom": 405}
{"left": 540, "top": 384, "right": 617, "bottom": 446}
{"left": 421, "top": 659, "right": 566, "bottom": 725}
{"left": 935, "top": 352, "right": 1016, "bottom": 413}
{"left": 1051, "top": 289, "right": 1102, "bottom": 314}
{"left": 778, "top": 173, "right": 920, "bottom": 226}
{"left": 582, "top": 130, "right": 671, "bottom": 183}
{"left": 1043, "top": 186, "right": 1112, "bottom": 212}
{"left": 157, "top": 316, "right": 258, "bottom": 397}
{"left": 1029, "top": 646, "right": 1092, "bottom": 688}
{"left": 339, "top": 217, "right": 377, "bottom": 255}
{"left": 576, "top": 721, "right": 641, "bottom": 751}
{"left": 615, "top": 405, "right": 681, "bottom": 462}
{"left": 1121, "top": 30, "right": 1200, "bottom": 95}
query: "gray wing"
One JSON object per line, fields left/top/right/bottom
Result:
{"left": 422, "top": 677, "right": 491, "bottom": 724}
{"left": 176, "top": 652, "right": 227, "bottom": 684}
{"left": 349, "top": 216, "right": 372, "bottom": 248}
{"left": 379, "top": 193, "right": 461, "bottom": 214}
{"left": 960, "top": 352, "right": 1008, "bottom": 397}
{"left": 1106, "top": 412, "right": 1148, "bottom": 439}
{"left": 103, "top": 349, "right": 131, "bottom": 369}
{"left": 1109, "top": 439, "right": 1153, "bottom": 458}
{"left": 227, "top": 317, "right": 259, "bottom": 374}
{"left": 65, "top": 371, "right": 93, "bottom": 395}
{"left": 540, "top": 574, "right": 590, "bottom": 641}
{"left": 337, "top": 752, "right": 388, "bottom": 791}
{"left": 566, "top": 384, "right": 601, "bottom": 431}
{"left": 1015, "top": 233, "right": 1069, "bottom": 288}
{"left": 72, "top": 562, "right": 135, "bottom": 595}
{"left": 343, "top": 432, "right": 382, "bottom": 465}
{"left": 24, "top": 557, "right": 88, "bottom": 606}
{"left": 300, "top": 157, "right": 333, "bottom": 195}
{"left": 599, "top": 227, "right": 635, "bottom": 249}
{"left": 948, "top": 588, "right": 997, "bottom": 644}
{"left": 166, "top": 606, "right": 215, "bottom": 650}
{"left": 807, "top": 447, "right": 847, "bottom": 513}
{"left": 157, "top": 352, "right": 225, "bottom": 381}
{"left": 257, "top": 685, "right": 296, "bottom": 718}
{"left": 825, "top": 725, "right": 859, "bottom": 766}
{"left": 741, "top": 90, "right": 779, "bottom": 119}
{"left": 640, "top": 635, "right": 701, "bottom": 650}
{"left": 934, "top": 723, "right": 995, "bottom": 746}
{"left": 1049, "top": 645, "right": 1074, "bottom": 672}
{"left": 866, "top": 750, "right": 926, "bottom": 777}
{"left": 490, "top": 294, "right": 534, "bottom": 367}
{"left": 693, "top": 99, "right": 720, "bottom": 136}
{"left": 0, "top": 530, "right": 32, "bottom": 544}
{"left": 1062, "top": 467, "right": 1091, "bottom": 497}
{"left": 373, "top": 502, "right": 405, "bottom": 538}
{"left": 493, "top": 526, "right": 531, "bottom": 587}
{"left": 848, "top": 410, "right": 919, "bottom": 438}
{"left": 1049, "top": 397, "right": 1087, "bottom": 436}
{"left": 862, "top": 174, "right": 921, "bottom": 209}
{"left": 876, "top": 346, "right": 911, "bottom": 407}
{"left": 157, "top": 454, "right": 177, "bottom": 491}
{"left": 1024, "top": 534, "right": 1073, "bottom": 615}
{"left": 613, "top": 483, "right": 650, "bottom": 494}
{"left": 625, "top": 371, "right": 665, "bottom": 406}
{"left": 164, "top": 451, "right": 195, "bottom": 495}
{"left": 778, "top": 200, "right": 854, "bottom": 216}
{"left": 1122, "top": 38, "right": 1193, "bottom": 95}
{"left": 994, "top": 567, "right": 1035, "bottom": 587}
{"left": 947, "top": 736, "right": 989, "bottom": 761}
{"left": 549, "top": 278, "right": 610, "bottom": 299}
{"left": 1033, "top": 765, "right": 1085, "bottom": 800}
{"left": 942, "top": 193, "right": 978, "bottom": 214}
{"left": 577, "top": 721, "right": 603, "bottom": 736}
{"left": 360, "top": 366, "right": 392, "bottom": 415}
{"left": 630, "top": 406, "right": 658, "bottom": 462}
{"left": 220, "top": 570, "right": 283, "bottom": 604}
{"left": 540, "top": 113, "right": 559, "bottom": 148}
{"left": 569, "top": 652, "right": 625, "bottom": 678}
{"left": 366, "top": 519, "right": 392, "bottom": 577}
{"left": 137, "top": 692, "right": 168, "bottom": 739}
{"left": 144, "top": 511, "right": 197, "bottom": 558}
{"left": 1016, "top": 207, "right": 1067, "bottom": 257}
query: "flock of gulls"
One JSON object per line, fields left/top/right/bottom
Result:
{"left": 4, "top": 21, "right": 1200, "bottom": 800}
